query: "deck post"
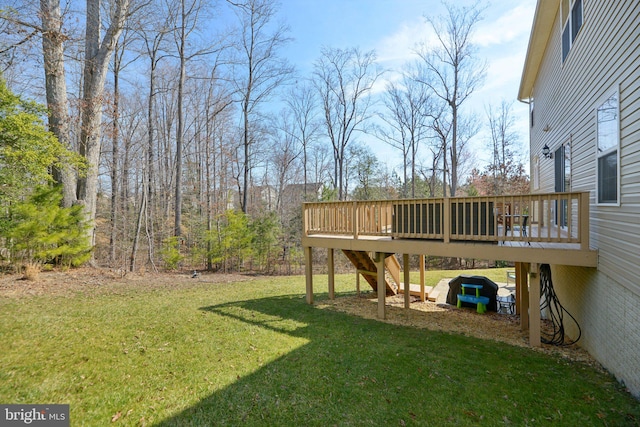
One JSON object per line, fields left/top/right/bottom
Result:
{"left": 328, "top": 248, "right": 335, "bottom": 300}
{"left": 353, "top": 201, "right": 359, "bottom": 239}
{"left": 403, "top": 253, "right": 410, "bottom": 309}
{"left": 356, "top": 270, "right": 360, "bottom": 294}
{"left": 302, "top": 203, "right": 308, "bottom": 237}
{"left": 375, "top": 252, "right": 386, "bottom": 319}
{"left": 304, "top": 246, "right": 313, "bottom": 304}
{"left": 419, "top": 255, "right": 425, "bottom": 302}
{"left": 514, "top": 264, "right": 519, "bottom": 315}
{"left": 519, "top": 262, "right": 529, "bottom": 331}
{"left": 580, "top": 192, "right": 590, "bottom": 251}
{"left": 515, "top": 262, "right": 527, "bottom": 315}
{"left": 443, "top": 199, "right": 450, "bottom": 243}
{"left": 529, "top": 264, "right": 541, "bottom": 347}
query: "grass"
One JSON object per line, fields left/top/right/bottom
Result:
{"left": 1, "top": 271, "right": 639, "bottom": 426}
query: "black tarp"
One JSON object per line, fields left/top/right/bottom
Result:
{"left": 446, "top": 275, "right": 499, "bottom": 312}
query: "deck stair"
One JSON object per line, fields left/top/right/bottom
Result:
{"left": 397, "top": 284, "right": 434, "bottom": 302}
{"left": 342, "top": 250, "right": 397, "bottom": 296}
{"left": 427, "top": 290, "right": 439, "bottom": 302}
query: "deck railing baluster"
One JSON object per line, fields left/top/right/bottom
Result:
{"left": 302, "top": 192, "right": 590, "bottom": 246}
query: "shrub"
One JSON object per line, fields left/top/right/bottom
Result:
{"left": 159, "top": 236, "right": 184, "bottom": 270}
{"left": 4, "top": 186, "right": 92, "bottom": 268}
{"left": 22, "top": 262, "right": 40, "bottom": 281}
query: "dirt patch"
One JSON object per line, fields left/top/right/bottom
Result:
{"left": 0, "top": 268, "right": 250, "bottom": 298}
{"left": 318, "top": 293, "right": 602, "bottom": 368}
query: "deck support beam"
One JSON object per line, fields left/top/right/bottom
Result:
{"left": 517, "top": 262, "right": 528, "bottom": 329}
{"left": 516, "top": 261, "right": 541, "bottom": 347}
{"left": 403, "top": 254, "right": 410, "bottom": 309}
{"left": 375, "top": 252, "right": 386, "bottom": 319}
{"left": 328, "top": 248, "right": 335, "bottom": 300}
{"left": 419, "top": 255, "right": 425, "bottom": 302}
{"left": 529, "top": 264, "right": 541, "bottom": 347}
{"left": 305, "top": 246, "right": 313, "bottom": 304}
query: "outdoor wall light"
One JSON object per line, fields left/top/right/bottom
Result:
{"left": 542, "top": 144, "right": 553, "bottom": 159}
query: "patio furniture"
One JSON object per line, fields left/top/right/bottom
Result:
{"left": 457, "top": 283, "right": 490, "bottom": 314}
{"left": 497, "top": 294, "right": 516, "bottom": 314}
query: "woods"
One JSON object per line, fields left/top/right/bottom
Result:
{"left": 0, "top": 0, "right": 528, "bottom": 273}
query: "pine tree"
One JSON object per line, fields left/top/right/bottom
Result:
{"left": 6, "top": 186, "right": 92, "bottom": 268}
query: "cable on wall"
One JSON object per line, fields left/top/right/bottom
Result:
{"left": 539, "top": 263, "right": 581, "bottom": 346}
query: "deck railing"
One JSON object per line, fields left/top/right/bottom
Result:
{"left": 303, "top": 192, "right": 590, "bottom": 250}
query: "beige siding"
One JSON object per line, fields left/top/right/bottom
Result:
{"left": 531, "top": 0, "right": 640, "bottom": 296}
{"left": 528, "top": 0, "right": 640, "bottom": 397}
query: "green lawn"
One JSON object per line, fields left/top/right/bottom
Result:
{"left": 1, "top": 271, "right": 638, "bottom": 426}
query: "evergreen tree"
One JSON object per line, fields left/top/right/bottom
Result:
{"left": 0, "top": 77, "right": 88, "bottom": 270}
{"left": 0, "top": 77, "right": 80, "bottom": 204}
{"left": 6, "top": 186, "right": 92, "bottom": 267}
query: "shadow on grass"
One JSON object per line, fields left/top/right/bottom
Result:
{"left": 154, "top": 293, "right": 639, "bottom": 426}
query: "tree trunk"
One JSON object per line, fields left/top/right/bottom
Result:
{"left": 40, "top": 0, "right": 76, "bottom": 207}
{"left": 146, "top": 55, "right": 157, "bottom": 264}
{"left": 77, "top": 0, "right": 130, "bottom": 248}
{"left": 130, "top": 183, "right": 146, "bottom": 272}
{"left": 109, "top": 42, "right": 121, "bottom": 265}
{"left": 174, "top": 0, "right": 186, "bottom": 237}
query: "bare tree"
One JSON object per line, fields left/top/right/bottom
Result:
{"left": 269, "top": 110, "right": 302, "bottom": 215}
{"left": 284, "top": 81, "right": 320, "bottom": 197}
{"left": 76, "top": 0, "right": 132, "bottom": 248}
{"left": 228, "top": 0, "right": 293, "bottom": 213}
{"left": 133, "top": 0, "right": 175, "bottom": 263}
{"left": 416, "top": 1, "right": 486, "bottom": 196}
{"left": 313, "top": 46, "right": 382, "bottom": 200}
{"left": 107, "top": 22, "right": 141, "bottom": 265}
{"left": 377, "top": 68, "right": 432, "bottom": 198}
{"left": 485, "top": 100, "right": 523, "bottom": 195}
{"left": 424, "top": 97, "right": 450, "bottom": 197}
{"left": 173, "top": 0, "right": 197, "bottom": 237}
{"left": 40, "top": 0, "right": 76, "bottom": 207}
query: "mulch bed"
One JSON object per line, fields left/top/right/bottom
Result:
{"left": 318, "top": 293, "right": 602, "bottom": 369}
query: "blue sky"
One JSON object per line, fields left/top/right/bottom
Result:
{"left": 274, "top": 0, "right": 537, "bottom": 171}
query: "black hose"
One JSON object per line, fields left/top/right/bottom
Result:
{"left": 539, "top": 264, "right": 581, "bottom": 346}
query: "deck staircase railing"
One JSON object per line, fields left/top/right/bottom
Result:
{"left": 304, "top": 192, "right": 590, "bottom": 250}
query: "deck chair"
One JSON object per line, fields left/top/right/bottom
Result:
{"left": 495, "top": 202, "right": 511, "bottom": 234}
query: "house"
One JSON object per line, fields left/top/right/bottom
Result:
{"left": 518, "top": 0, "right": 640, "bottom": 397}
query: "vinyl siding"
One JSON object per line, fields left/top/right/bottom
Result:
{"left": 531, "top": 0, "right": 640, "bottom": 296}
{"left": 527, "top": 0, "right": 640, "bottom": 397}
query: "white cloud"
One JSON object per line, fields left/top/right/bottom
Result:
{"left": 474, "top": 3, "right": 537, "bottom": 47}
{"left": 374, "top": 18, "right": 436, "bottom": 65}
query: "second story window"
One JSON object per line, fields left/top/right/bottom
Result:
{"left": 562, "top": 0, "right": 583, "bottom": 62}
{"left": 596, "top": 90, "right": 619, "bottom": 205}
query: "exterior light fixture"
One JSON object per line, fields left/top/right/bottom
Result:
{"left": 542, "top": 144, "right": 553, "bottom": 159}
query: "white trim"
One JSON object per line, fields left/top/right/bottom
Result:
{"left": 533, "top": 156, "right": 540, "bottom": 191}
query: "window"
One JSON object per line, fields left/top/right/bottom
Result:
{"left": 555, "top": 143, "right": 571, "bottom": 227}
{"left": 562, "top": 0, "right": 583, "bottom": 62}
{"left": 596, "top": 91, "right": 619, "bottom": 205}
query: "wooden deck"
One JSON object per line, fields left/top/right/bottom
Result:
{"left": 302, "top": 193, "right": 598, "bottom": 348}
{"left": 302, "top": 192, "right": 597, "bottom": 267}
